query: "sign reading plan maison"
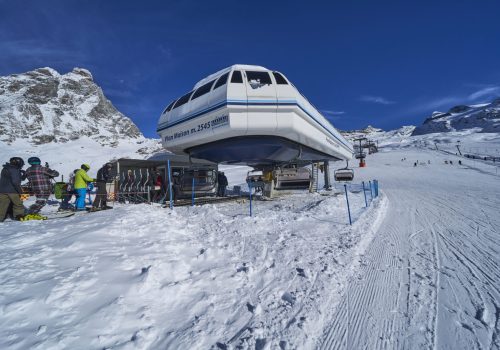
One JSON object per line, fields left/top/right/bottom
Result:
{"left": 164, "top": 115, "right": 229, "bottom": 142}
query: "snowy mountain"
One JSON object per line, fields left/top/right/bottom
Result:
{"left": 0, "top": 67, "right": 162, "bottom": 175}
{"left": 412, "top": 98, "right": 500, "bottom": 136}
{"left": 0, "top": 67, "right": 144, "bottom": 145}
{"left": 341, "top": 125, "right": 416, "bottom": 148}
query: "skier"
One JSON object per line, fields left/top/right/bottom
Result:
{"left": 92, "top": 163, "right": 113, "bottom": 211}
{"left": 25, "top": 157, "right": 59, "bottom": 214}
{"left": 74, "top": 164, "right": 95, "bottom": 211}
{"left": 0, "top": 157, "right": 26, "bottom": 222}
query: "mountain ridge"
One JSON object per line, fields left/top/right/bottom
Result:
{"left": 412, "top": 98, "right": 500, "bottom": 136}
{"left": 0, "top": 67, "right": 161, "bottom": 175}
{"left": 0, "top": 67, "right": 144, "bottom": 146}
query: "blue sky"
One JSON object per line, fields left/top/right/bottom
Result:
{"left": 1, "top": 0, "right": 500, "bottom": 137}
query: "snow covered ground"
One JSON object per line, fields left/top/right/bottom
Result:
{"left": 0, "top": 181, "right": 384, "bottom": 349}
{"left": 321, "top": 146, "right": 500, "bottom": 350}
{"left": 1, "top": 141, "right": 499, "bottom": 349}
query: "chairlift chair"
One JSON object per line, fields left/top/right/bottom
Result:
{"left": 334, "top": 162, "right": 355, "bottom": 182}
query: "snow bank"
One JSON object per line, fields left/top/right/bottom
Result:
{"left": 0, "top": 187, "right": 385, "bottom": 349}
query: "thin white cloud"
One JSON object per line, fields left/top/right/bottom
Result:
{"left": 360, "top": 95, "right": 395, "bottom": 105}
{"left": 468, "top": 86, "right": 500, "bottom": 100}
{"left": 0, "top": 39, "right": 86, "bottom": 72}
{"left": 321, "top": 110, "right": 345, "bottom": 115}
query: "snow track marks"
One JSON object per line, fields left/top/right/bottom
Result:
{"left": 320, "top": 149, "right": 500, "bottom": 350}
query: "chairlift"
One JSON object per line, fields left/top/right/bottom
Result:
{"left": 334, "top": 161, "right": 355, "bottom": 182}
{"left": 355, "top": 152, "right": 366, "bottom": 159}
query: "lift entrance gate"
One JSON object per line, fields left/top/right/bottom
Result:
{"left": 110, "top": 155, "right": 218, "bottom": 204}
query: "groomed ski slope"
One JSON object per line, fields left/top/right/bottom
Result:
{"left": 321, "top": 148, "right": 500, "bottom": 350}
{"left": 1, "top": 145, "right": 499, "bottom": 349}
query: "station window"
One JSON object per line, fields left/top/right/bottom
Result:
{"left": 230, "top": 70, "right": 243, "bottom": 83}
{"left": 246, "top": 71, "right": 272, "bottom": 85}
{"left": 213, "top": 72, "right": 229, "bottom": 89}
{"left": 191, "top": 80, "right": 215, "bottom": 100}
{"left": 173, "top": 91, "right": 194, "bottom": 109}
{"left": 163, "top": 100, "right": 176, "bottom": 114}
{"left": 273, "top": 72, "right": 288, "bottom": 85}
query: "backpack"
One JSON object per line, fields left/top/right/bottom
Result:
{"left": 54, "top": 182, "right": 67, "bottom": 199}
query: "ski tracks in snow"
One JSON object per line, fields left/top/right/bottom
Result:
{"left": 320, "top": 149, "right": 500, "bottom": 350}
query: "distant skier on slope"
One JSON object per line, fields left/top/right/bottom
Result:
{"left": 0, "top": 157, "right": 26, "bottom": 222}
{"left": 74, "top": 164, "right": 95, "bottom": 211}
{"left": 25, "top": 157, "right": 59, "bottom": 214}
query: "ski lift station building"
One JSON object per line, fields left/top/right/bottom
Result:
{"left": 156, "top": 64, "right": 353, "bottom": 168}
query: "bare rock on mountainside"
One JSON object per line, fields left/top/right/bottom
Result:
{"left": 0, "top": 67, "right": 143, "bottom": 145}
{"left": 341, "top": 125, "right": 415, "bottom": 142}
{"left": 412, "top": 98, "right": 500, "bottom": 136}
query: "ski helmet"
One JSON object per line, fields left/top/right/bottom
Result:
{"left": 9, "top": 157, "right": 25, "bottom": 169}
{"left": 28, "top": 157, "right": 41, "bottom": 165}
{"left": 81, "top": 164, "right": 90, "bottom": 171}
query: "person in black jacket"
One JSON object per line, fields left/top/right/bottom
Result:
{"left": 0, "top": 157, "right": 26, "bottom": 222}
{"left": 217, "top": 171, "right": 228, "bottom": 197}
{"left": 92, "top": 163, "right": 113, "bottom": 210}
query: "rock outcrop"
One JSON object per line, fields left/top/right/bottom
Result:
{"left": 0, "top": 67, "right": 143, "bottom": 145}
{"left": 412, "top": 98, "right": 500, "bottom": 136}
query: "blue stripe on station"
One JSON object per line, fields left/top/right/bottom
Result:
{"left": 156, "top": 100, "right": 352, "bottom": 151}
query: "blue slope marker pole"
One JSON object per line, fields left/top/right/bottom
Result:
{"left": 344, "top": 184, "right": 352, "bottom": 225}
{"left": 362, "top": 181, "right": 368, "bottom": 207}
{"left": 191, "top": 177, "right": 195, "bottom": 207}
{"left": 249, "top": 182, "right": 253, "bottom": 217}
{"left": 167, "top": 159, "right": 173, "bottom": 209}
{"left": 369, "top": 180, "right": 373, "bottom": 201}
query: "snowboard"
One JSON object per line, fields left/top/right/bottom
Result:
{"left": 44, "top": 211, "right": 76, "bottom": 220}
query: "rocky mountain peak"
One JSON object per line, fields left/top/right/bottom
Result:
{"left": 412, "top": 97, "right": 500, "bottom": 136}
{"left": 0, "top": 67, "right": 143, "bottom": 145}
{"left": 71, "top": 67, "right": 93, "bottom": 80}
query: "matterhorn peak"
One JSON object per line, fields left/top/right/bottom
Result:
{"left": 0, "top": 67, "right": 142, "bottom": 145}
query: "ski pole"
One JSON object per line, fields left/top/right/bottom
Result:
{"left": 344, "top": 184, "right": 352, "bottom": 225}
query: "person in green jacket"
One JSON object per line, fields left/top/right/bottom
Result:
{"left": 74, "top": 164, "right": 95, "bottom": 211}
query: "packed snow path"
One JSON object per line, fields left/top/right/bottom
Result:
{"left": 321, "top": 148, "right": 500, "bottom": 350}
